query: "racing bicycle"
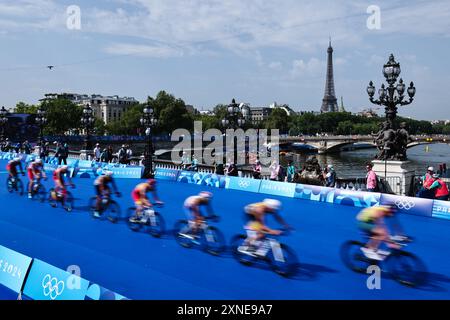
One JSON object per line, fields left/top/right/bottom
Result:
{"left": 6, "top": 175, "right": 24, "bottom": 196}
{"left": 48, "top": 185, "right": 75, "bottom": 212}
{"left": 88, "top": 191, "right": 121, "bottom": 223}
{"left": 126, "top": 204, "right": 165, "bottom": 238}
{"left": 230, "top": 230, "right": 299, "bottom": 278}
{"left": 340, "top": 235, "right": 428, "bottom": 287}
{"left": 173, "top": 216, "right": 225, "bottom": 256}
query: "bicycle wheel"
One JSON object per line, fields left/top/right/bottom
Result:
{"left": 267, "top": 243, "right": 299, "bottom": 277}
{"left": 16, "top": 179, "right": 24, "bottom": 196}
{"left": 145, "top": 212, "right": 165, "bottom": 238}
{"left": 105, "top": 200, "right": 121, "bottom": 223}
{"left": 387, "top": 250, "right": 428, "bottom": 287}
{"left": 201, "top": 226, "right": 225, "bottom": 256}
{"left": 340, "top": 240, "right": 373, "bottom": 274}
{"left": 174, "top": 220, "right": 194, "bottom": 249}
{"left": 64, "top": 192, "right": 74, "bottom": 212}
{"left": 230, "top": 234, "right": 257, "bottom": 266}
{"left": 126, "top": 207, "right": 142, "bottom": 231}
{"left": 6, "top": 177, "right": 14, "bottom": 193}
{"left": 36, "top": 185, "right": 47, "bottom": 203}
{"left": 48, "top": 188, "right": 58, "bottom": 208}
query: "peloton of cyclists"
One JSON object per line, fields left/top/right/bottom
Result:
{"left": 51, "top": 165, "right": 75, "bottom": 209}
{"left": 182, "top": 191, "right": 218, "bottom": 238}
{"left": 129, "top": 179, "right": 164, "bottom": 223}
{"left": 93, "top": 170, "right": 120, "bottom": 218}
{"left": 27, "top": 158, "right": 46, "bottom": 199}
{"left": 6, "top": 157, "right": 25, "bottom": 179}
{"left": 238, "top": 198, "right": 292, "bottom": 256}
{"left": 357, "top": 202, "right": 406, "bottom": 261}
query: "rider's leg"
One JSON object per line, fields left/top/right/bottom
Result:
{"left": 367, "top": 226, "right": 387, "bottom": 251}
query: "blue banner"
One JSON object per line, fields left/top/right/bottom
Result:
{"left": 432, "top": 200, "right": 450, "bottom": 220}
{"left": 259, "top": 180, "right": 296, "bottom": 198}
{"left": 380, "top": 194, "right": 433, "bottom": 217}
{"left": 0, "top": 246, "right": 33, "bottom": 293}
{"left": 23, "top": 259, "right": 90, "bottom": 300}
{"left": 78, "top": 160, "right": 94, "bottom": 168}
{"left": 333, "top": 189, "right": 381, "bottom": 208}
{"left": 226, "top": 176, "right": 261, "bottom": 193}
{"left": 177, "top": 171, "right": 226, "bottom": 188}
{"left": 155, "top": 168, "right": 180, "bottom": 181}
{"left": 85, "top": 283, "right": 128, "bottom": 300}
{"left": 295, "top": 184, "right": 335, "bottom": 203}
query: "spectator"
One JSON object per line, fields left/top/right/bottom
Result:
{"left": 269, "top": 160, "right": 280, "bottom": 181}
{"left": 181, "top": 152, "right": 190, "bottom": 169}
{"left": 118, "top": 144, "right": 128, "bottom": 164}
{"left": 252, "top": 159, "right": 262, "bottom": 179}
{"left": 23, "top": 140, "right": 32, "bottom": 154}
{"left": 428, "top": 174, "right": 449, "bottom": 201}
{"left": 107, "top": 145, "right": 113, "bottom": 163}
{"left": 55, "top": 142, "right": 64, "bottom": 165}
{"left": 286, "top": 161, "right": 296, "bottom": 182}
{"left": 324, "top": 164, "right": 337, "bottom": 187}
{"left": 226, "top": 162, "right": 238, "bottom": 177}
{"left": 126, "top": 145, "right": 133, "bottom": 164}
{"left": 366, "top": 163, "right": 377, "bottom": 192}
{"left": 100, "top": 148, "right": 108, "bottom": 163}
{"left": 61, "top": 143, "right": 69, "bottom": 165}
{"left": 214, "top": 162, "right": 224, "bottom": 175}
{"left": 417, "top": 166, "right": 435, "bottom": 199}
{"left": 188, "top": 156, "right": 199, "bottom": 171}
{"left": 93, "top": 143, "right": 101, "bottom": 162}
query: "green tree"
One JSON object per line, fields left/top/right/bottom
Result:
{"left": 265, "top": 108, "right": 290, "bottom": 134}
{"left": 41, "top": 99, "right": 83, "bottom": 135}
{"left": 106, "top": 103, "right": 142, "bottom": 135}
{"left": 14, "top": 102, "right": 37, "bottom": 114}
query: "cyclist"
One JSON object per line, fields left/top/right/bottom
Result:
{"left": 129, "top": 179, "right": 164, "bottom": 223}
{"left": 357, "top": 203, "right": 405, "bottom": 261}
{"left": 51, "top": 165, "right": 75, "bottom": 208}
{"left": 93, "top": 170, "right": 120, "bottom": 218}
{"left": 27, "top": 158, "right": 46, "bottom": 199}
{"left": 7, "top": 157, "right": 25, "bottom": 179}
{"left": 238, "top": 199, "right": 292, "bottom": 255}
{"left": 182, "top": 191, "right": 218, "bottom": 238}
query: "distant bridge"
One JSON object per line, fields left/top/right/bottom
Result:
{"left": 279, "top": 135, "right": 450, "bottom": 154}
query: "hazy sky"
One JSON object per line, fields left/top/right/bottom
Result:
{"left": 0, "top": 0, "right": 449, "bottom": 120}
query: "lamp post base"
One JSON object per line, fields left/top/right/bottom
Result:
{"left": 371, "top": 160, "right": 416, "bottom": 196}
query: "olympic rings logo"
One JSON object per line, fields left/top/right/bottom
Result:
{"left": 238, "top": 180, "right": 250, "bottom": 188}
{"left": 42, "top": 274, "right": 65, "bottom": 300}
{"left": 394, "top": 199, "right": 416, "bottom": 210}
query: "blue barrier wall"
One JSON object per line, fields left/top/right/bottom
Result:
{"left": 154, "top": 168, "right": 445, "bottom": 220}
{"left": 0, "top": 245, "right": 128, "bottom": 300}
{"left": 0, "top": 245, "right": 32, "bottom": 293}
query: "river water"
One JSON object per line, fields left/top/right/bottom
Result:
{"left": 287, "top": 143, "right": 450, "bottom": 178}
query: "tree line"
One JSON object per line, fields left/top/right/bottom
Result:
{"left": 11, "top": 91, "right": 450, "bottom": 137}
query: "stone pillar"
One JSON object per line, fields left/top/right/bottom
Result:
{"left": 371, "top": 160, "right": 416, "bottom": 196}
{"left": 79, "top": 150, "right": 92, "bottom": 161}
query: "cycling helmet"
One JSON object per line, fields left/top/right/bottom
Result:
{"left": 263, "top": 199, "right": 282, "bottom": 211}
{"left": 427, "top": 166, "right": 434, "bottom": 172}
{"left": 103, "top": 170, "right": 113, "bottom": 177}
{"left": 60, "top": 165, "right": 69, "bottom": 171}
{"left": 13, "top": 157, "right": 21, "bottom": 162}
{"left": 198, "top": 191, "right": 213, "bottom": 201}
{"left": 147, "top": 178, "right": 156, "bottom": 186}
{"left": 35, "top": 158, "right": 43, "bottom": 164}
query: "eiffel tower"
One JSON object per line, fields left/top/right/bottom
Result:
{"left": 321, "top": 39, "right": 338, "bottom": 113}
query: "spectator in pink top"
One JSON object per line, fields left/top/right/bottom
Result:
{"left": 269, "top": 160, "right": 280, "bottom": 181}
{"left": 366, "top": 163, "right": 378, "bottom": 192}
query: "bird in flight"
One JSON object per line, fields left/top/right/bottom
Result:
{"left": 47, "top": 66, "right": 54, "bottom": 70}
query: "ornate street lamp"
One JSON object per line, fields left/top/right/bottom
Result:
{"left": 221, "top": 99, "right": 250, "bottom": 165}
{"left": 140, "top": 105, "right": 158, "bottom": 178}
{"left": 368, "top": 54, "right": 416, "bottom": 160}
{"left": 81, "top": 103, "right": 95, "bottom": 151}
{"left": 35, "top": 105, "right": 47, "bottom": 146}
{"left": 0, "top": 106, "right": 9, "bottom": 143}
